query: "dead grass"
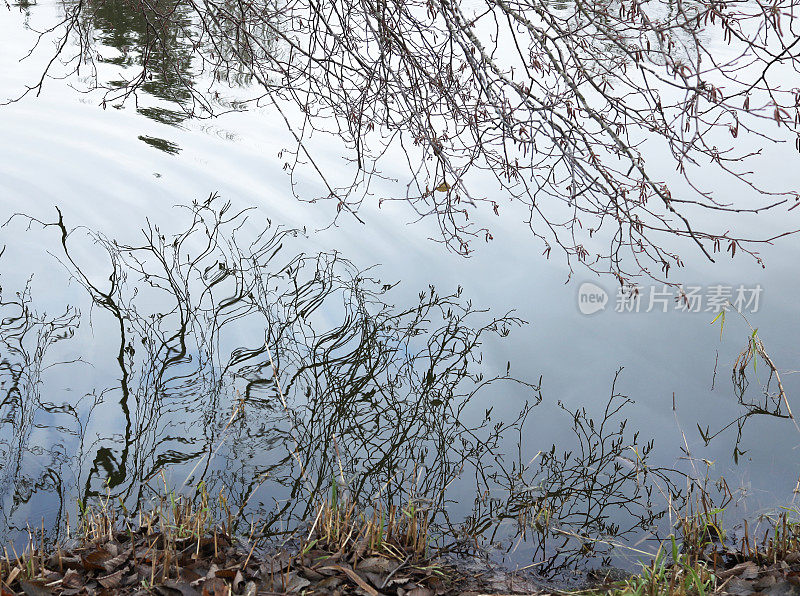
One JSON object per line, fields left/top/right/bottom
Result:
{"left": 305, "top": 496, "right": 431, "bottom": 561}
{"left": 0, "top": 486, "right": 459, "bottom": 596}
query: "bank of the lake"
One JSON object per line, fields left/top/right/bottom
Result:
{"left": 4, "top": 490, "right": 800, "bottom": 596}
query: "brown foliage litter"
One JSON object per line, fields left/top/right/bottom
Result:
{"left": 0, "top": 493, "right": 543, "bottom": 596}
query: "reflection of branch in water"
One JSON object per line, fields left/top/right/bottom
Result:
{"left": 1, "top": 196, "right": 686, "bottom": 576}
{"left": 459, "top": 368, "right": 685, "bottom": 576}
{"left": 699, "top": 310, "right": 798, "bottom": 463}
{"left": 3, "top": 196, "right": 538, "bottom": 523}
{"left": 0, "top": 272, "right": 89, "bottom": 541}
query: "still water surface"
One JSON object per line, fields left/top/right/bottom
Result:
{"left": 1, "top": 0, "right": 800, "bottom": 577}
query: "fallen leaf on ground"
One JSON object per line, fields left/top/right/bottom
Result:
{"left": 161, "top": 580, "right": 201, "bottom": 596}
{"left": 321, "top": 564, "right": 378, "bottom": 596}
{"left": 81, "top": 549, "right": 113, "bottom": 571}
{"left": 62, "top": 568, "right": 82, "bottom": 589}
{"left": 202, "top": 577, "right": 229, "bottom": 596}
{"left": 406, "top": 587, "right": 435, "bottom": 596}
{"left": 98, "top": 568, "right": 126, "bottom": 588}
{"left": 18, "top": 580, "right": 54, "bottom": 596}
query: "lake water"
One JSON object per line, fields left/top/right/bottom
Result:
{"left": 1, "top": 0, "right": 800, "bottom": 578}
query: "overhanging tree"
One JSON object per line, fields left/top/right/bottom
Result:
{"left": 10, "top": 0, "right": 800, "bottom": 282}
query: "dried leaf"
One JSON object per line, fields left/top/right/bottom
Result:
{"left": 102, "top": 547, "right": 132, "bottom": 572}
{"left": 52, "top": 554, "right": 83, "bottom": 571}
{"left": 285, "top": 573, "right": 312, "bottom": 593}
{"left": 18, "top": 580, "right": 53, "bottom": 596}
{"left": 739, "top": 562, "right": 760, "bottom": 580}
{"left": 259, "top": 551, "right": 291, "bottom": 575}
{"left": 161, "top": 580, "right": 202, "bottom": 596}
{"left": 232, "top": 570, "right": 245, "bottom": 591}
{"left": 201, "top": 577, "right": 229, "bottom": 596}
{"left": 362, "top": 571, "right": 387, "bottom": 588}
{"left": 154, "top": 585, "right": 185, "bottom": 596}
{"left": 406, "top": 588, "right": 435, "bottom": 596}
{"left": 179, "top": 568, "right": 203, "bottom": 583}
{"left": 718, "top": 561, "right": 759, "bottom": 580}
{"left": 356, "top": 556, "right": 397, "bottom": 574}
{"left": 62, "top": 568, "right": 83, "bottom": 589}
{"left": 97, "top": 568, "right": 125, "bottom": 588}
{"left": 384, "top": 575, "right": 411, "bottom": 587}
{"left": 754, "top": 574, "right": 778, "bottom": 590}
{"left": 315, "top": 576, "right": 344, "bottom": 590}
{"left": 299, "top": 566, "right": 326, "bottom": 581}
{"left": 726, "top": 577, "right": 756, "bottom": 596}
{"left": 214, "top": 568, "right": 238, "bottom": 580}
{"left": 269, "top": 570, "right": 311, "bottom": 593}
{"left": 320, "top": 564, "right": 378, "bottom": 596}
{"left": 81, "top": 549, "right": 113, "bottom": 571}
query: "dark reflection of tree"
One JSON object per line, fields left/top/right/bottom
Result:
{"left": 201, "top": 0, "right": 278, "bottom": 88}
{"left": 75, "top": 0, "right": 197, "bottom": 125}
{"left": 71, "top": 0, "right": 277, "bottom": 126}
{"left": 1, "top": 198, "right": 689, "bottom": 576}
